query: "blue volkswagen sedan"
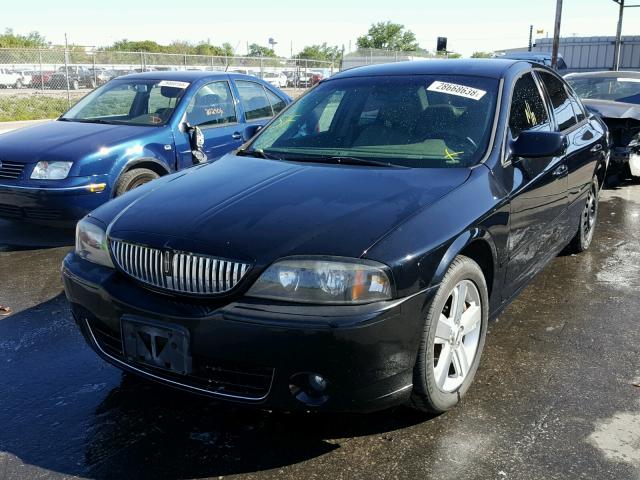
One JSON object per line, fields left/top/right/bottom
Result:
{"left": 63, "top": 60, "right": 609, "bottom": 413}
{"left": 0, "top": 71, "right": 291, "bottom": 225}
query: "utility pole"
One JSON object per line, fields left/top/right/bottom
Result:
{"left": 551, "top": 0, "right": 563, "bottom": 69}
{"left": 528, "top": 25, "right": 533, "bottom": 51}
{"left": 613, "top": 0, "right": 625, "bottom": 70}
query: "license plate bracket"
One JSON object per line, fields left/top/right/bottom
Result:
{"left": 121, "top": 316, "right": 192, "bottom": 375}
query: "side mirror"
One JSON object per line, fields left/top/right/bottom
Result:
{"left": 243, "top": 124, "right": 262, "bottom": 141}
{"left": 510, "top": 131, "right": 567, "bottom": 159}
{"left": 185, "top": 123, "right": 206, "bottom": 164}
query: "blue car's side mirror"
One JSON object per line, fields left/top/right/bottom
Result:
{"left": 243, "top": 125, "right": 262, "bottom": 142}
{"left": 511, "top": 131, "right": 567, "bottom": 159}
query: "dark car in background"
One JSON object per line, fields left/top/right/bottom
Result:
{"left": 565, "top": 70, "right": 640, "bottom": 181}
{"left": 500, "top": 52, "right": 568, "bottom": 70}
{"left": 63, "top": 59, "right": 608, "bottom": 414}
{"left": 0, "top": 71, "right": 290, "bottom": 225}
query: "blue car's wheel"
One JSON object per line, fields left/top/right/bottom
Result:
{"left": 115, "top": 168, "right": 159, "bottom": 197}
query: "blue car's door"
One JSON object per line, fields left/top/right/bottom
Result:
{"left": 177, "top": 80, "right": 245, "bottom": 168}
{"left": 232, "top": 79, "right": 288, "bottom": 132}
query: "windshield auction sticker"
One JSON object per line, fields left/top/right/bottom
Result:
{"left": 157, "top": 80, "right": 190, "bottom": 89}
{"left": 427, "top": 81, "right": 486, "bottom": 100}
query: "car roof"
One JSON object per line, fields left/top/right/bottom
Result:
{"left": 564, "top": 70, "right": 640, "bottom": 79}
{"left": 114, "top": 70, "right": 259, "bottom": 82}
{"left": 330, "top": 59, "right": 530, "bottom": 80}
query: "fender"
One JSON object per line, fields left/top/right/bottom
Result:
{"left": 111, "top": 157, "right": 172, "bottom": 197}
{"left": 431, "top": 228, "right": 499, "bottom": 292}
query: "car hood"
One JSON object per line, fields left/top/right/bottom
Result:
{"left": 105, "top": 154, "right": 471, "bottom": 264}
{"left": 0, "top": 121, "right": 163, "bottom": 164}
{"left": 582, "top": 99, "right": 640, "bottom": 121}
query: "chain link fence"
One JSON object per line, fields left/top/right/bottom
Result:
{"left": 0, "top": 48, "right": 336, "bottom": 122}
{"left": 341, "top": 48, "right": 435, "bottom": 70}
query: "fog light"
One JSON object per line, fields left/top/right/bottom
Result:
{"left": 289, "top": 372, "right": 330, "bottom": 407}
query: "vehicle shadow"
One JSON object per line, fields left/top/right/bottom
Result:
{"left": 0, "top": 295, "right": 434, "bottom": 479}
{"left": 0, "top": 218, "right": 74, "bottom": 251}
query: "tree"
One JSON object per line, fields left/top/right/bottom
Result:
{"left": 107, "top": 39, "right": 164, "bottom": 52}
{"left": 247, "top": 43, "right": 276, "bottom": 57}
{"left": 297, "top": 43, "right": 342, "bottom": 62}
{"left": 0, "top": 28, "right": 48, "bottom": 48}
{"left": 356, "top": 22, "right": 419, "bottom": 52}
{"left": 471, "top": 51, "right": 493, "bottom": 58}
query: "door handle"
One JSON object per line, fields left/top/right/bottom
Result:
{"left": 590, "top": 143, "right": 602, "bottom": 153}
{"left": 552, "top": 164, "right": 568, "bottom": 177}
{"left": 231, "top": 132, "right": 242, "bottom": 140}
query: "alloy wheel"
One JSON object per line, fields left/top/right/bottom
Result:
{"left": 433, "top": 279, "right": 482, "bottom": 393}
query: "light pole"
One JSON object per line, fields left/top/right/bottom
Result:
{"left": 612, "top": 0, "right": 640, "bottom": 70}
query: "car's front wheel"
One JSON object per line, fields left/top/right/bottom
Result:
{"left": 410, "top": 255, "right": 488, "bottom": 413}
{"left": 114, "top": 168, "right": 159, "bottom": 197}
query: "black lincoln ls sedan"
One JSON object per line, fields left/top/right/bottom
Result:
{"left": 63, "top": 59, "right": 609, "bottom": 413}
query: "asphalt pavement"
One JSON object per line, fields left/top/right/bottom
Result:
{"left": 0, "top": 184, "right": 639, "bottom": 480}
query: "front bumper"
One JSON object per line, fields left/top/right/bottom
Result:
{"left": 62, "top": 253, "right": 436, "bottom": 412}
{"left": 0, "top": 177, "right": 110, "bottom": 225}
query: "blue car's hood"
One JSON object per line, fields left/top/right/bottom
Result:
{"left": 0, "top": 120, "right": 165, "bottom": 164}
{"left": 104, "top": 154, "right": 471, "bottom": 263}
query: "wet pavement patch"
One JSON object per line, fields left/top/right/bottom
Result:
{"left": 0, "top": 185, "right": 639, "bottom": 479}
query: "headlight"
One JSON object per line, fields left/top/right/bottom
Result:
{"left": 31, "top": 161, "right": 72, "bottom": 180}
{"left": 75, "top": 218, "right": 114, "bottom": 268}
{"left": 247, "top": 257, "right": 392, "bottom": 304}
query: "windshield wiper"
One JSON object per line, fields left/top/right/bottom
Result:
{"left": 315, "top": 155, "right": 406, "bottom": 168}
{"left": 59, "top": 118, "right": 119, "bottom": 125}
{"left": 236, "top": 149, "right": 281, "bottom": 160}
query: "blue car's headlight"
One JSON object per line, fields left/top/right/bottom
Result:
{"left": 247, "top": 257, "right": 392, "bottom": 304}
{"left": 31, "top": 161, "right": 72, "bottom": 180}
{"left": 75, "top": 218, "right": 114, "bottom": 268}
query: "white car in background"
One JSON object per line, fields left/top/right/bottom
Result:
{"left": 261, "top": 71, "right": 287, "bottom": 88}
{"left": 0, "top": 68, "right": 23, "bottom": 88}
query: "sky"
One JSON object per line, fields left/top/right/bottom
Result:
{"left": 2, "top": 0, "right": 639, "bottom": 58}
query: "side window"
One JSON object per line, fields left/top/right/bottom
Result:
{"left": 566, "top": 87, "right": 586, "bottom": 123}
{"left": 236, "top": 81, "right": 273, "bottom": 120}
{"left": 509, "top": 73, "right": 550, "bottom": 138}
{"left": 264, "top": 89, "right": 286, "bottom": 115}
{"left": 185, "top": 81, "right": 237, "bottom": 127}
{"left": 538, "top": 71, "right": 577, "bottom": 131}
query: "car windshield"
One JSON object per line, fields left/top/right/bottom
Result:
{"left": 567, "top": 75, "right": 640, "bottom": 105}
{"left": 248, "top": 74, "right": 499, "bottom": 168}
{"left": 60, "top": 79, "right": 190, "bottom": 126}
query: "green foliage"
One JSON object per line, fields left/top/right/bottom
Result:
{"left": 356, "top": 22, "right": 419, "bottom": 52}
{"left": 297, "top": 43, "right": 342, "bottom": 62}
{"left": 0, "top": 95, "right": 82, "bottom": 122}
{"left": 247, "top": 43, "right": 276, "bottom": 58}
{"left": 106, "top": 39, "right": 235, "bottom": 56}
{"left": 471, "top": 51, "right": 493, "bottom": 58}
{"left": 0, "top": 29, "right": 48, "bottom": 48}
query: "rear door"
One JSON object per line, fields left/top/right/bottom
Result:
{"left": 233, "top": 80, "right": 287, "bottom": 131}
{"left": 536, "top": 70, "right": 600, "bottom": 242}
{"left": 503, "top": 72, "right": 569, "bottom": 299}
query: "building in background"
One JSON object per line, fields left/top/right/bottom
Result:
{"left": 496, "top": 36, "right": 640, "bottom": 72}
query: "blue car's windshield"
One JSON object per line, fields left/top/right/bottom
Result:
{"left": 248, "top": 75, "right": 499, "bottom": 168}
{"left": 60, "top": 79, "right": 190, "bottom": 126}
{"left": 566, "top": 75, "right": 640, "bottom": 105}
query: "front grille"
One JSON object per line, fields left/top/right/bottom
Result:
{"left": 0, "top": 161, "right": 25, "bottom": 180}
{"left": 110, "top": 239, "right": 251, "bottom": 296}
{"left": 86, "top": 318, "right": 273, "bottom": 400}
{"left": 0, "top": 204, "right": 63, "bottom": 220}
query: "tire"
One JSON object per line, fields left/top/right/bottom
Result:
{"left": 410, "top": 255, "right": 489, "bottom": 413}
{"left": 567, "top": 176, "right": 599, "bottom": 253}
{"left": 71, "top": 80, "right": 79, "bottom": 90}
{"left": 114, "top": 168, "right": 159, "bottom": 197}
{"left": 14, "top": 80, "right": 22, "bottom": 89}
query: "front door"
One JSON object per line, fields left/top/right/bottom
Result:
{"left": 503, "top": 72, "right": 569, "bottom": 299}
{"left": 177, "top": 80, "right": 244, "bottom": 169}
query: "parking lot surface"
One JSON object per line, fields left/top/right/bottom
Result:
{"left": 0, "top": 185, "right": 639, "bottom": 480}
